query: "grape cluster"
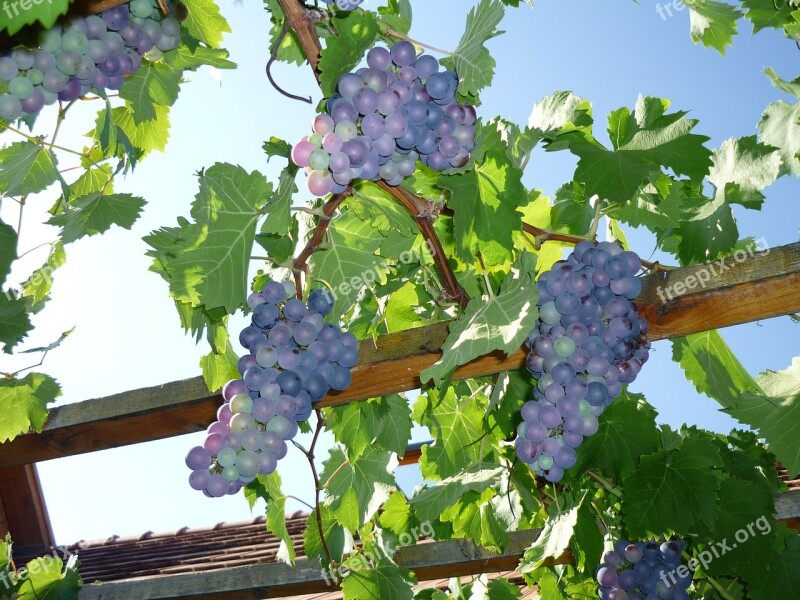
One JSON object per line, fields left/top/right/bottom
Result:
{"left": 322, "top": 0, "right": 364, "bottom": 9}
{"left": 0, "top": 0, "right": 182, "bottom": 122}
{"left": 291, "top": 41, "right": 476, "bottom": 196}
{"left": 515, "top": 241, "right": 650, "bottom": 482}
{"left": 596, "top": 540, "right": 691, "bottom": 600}
{"left": 185, "top": 281, "right": 359, "bottom": 497}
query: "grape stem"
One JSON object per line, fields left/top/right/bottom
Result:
{"left": 291, "top": 205, "right": 328, "bottom": 217}
{"left": 587, "top": 470, "right": 622, "bottom": 498}
{"left": 5, "top": 125, "right": 86, "bottom": 158}
{"left": 306, "top": 409, "right": 335, "bottom": 566}
{"left": 384, "top": 28, "right": 454, "bottom": 56}
{"left": 478, "top": 253, "right": 494, "bottom": 299}
{"left": 586, "top": 197, "right": 604, "bottom": 240}
{"left": 681, "top": 550, "right": 736, "bottom": 600}
{"left": 293, "top": 188, "right": 353, "bottom": 298}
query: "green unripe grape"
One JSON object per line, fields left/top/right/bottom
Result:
{"left": 144, "top": 47, "right": 163, "bottom": 62}
{"left": 222, "top": 465, "right": 239, "bottom": 482}
{"left": 554, "top": 335, "right": 576, "bottom": 358}
{"left": 0, "top": 95, "right": 22, "bottom": 121}
{"left": 61, "top": 30, "right": 89, "bottom": 54}
{"left": 217, "top": 447, "right": 237, "bottom": 468}
{"left": 309, "top": 149, "right": 330, "bottom": 170}
{"left": 229, "top": 412, "right": 256, "bottom": 433}
{"left": 538, "top": 455, "right": 554, "bottom": 470}
{"left": 130, "top": 0, "right": 155, "bottom": 19}
{"left": 308, "top": 132, "right": 323, "bottom": 147}
{"left": 517, "top": 420, "right": 527, "bottom": 438}
{"left": 229, "top": 393, "right": 253, "bottom": 414}
{"left": 540, "top": 301, "right": 561, "bottom": 325}
{"left": 39, "top": 29, "right": 62, "bottom": 53}
{"left": 537, "top": 372, "right": 554, "bottom": 392}
{"left": 8, "top": 76, "right": 33, "bottom": 100}
{"left": 578, "top": 399, "right": 592, "bottom": 417}
{"left": 25, "top": 69, "right": 43, "bottom": 85}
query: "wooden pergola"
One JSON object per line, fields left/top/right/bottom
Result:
{"left": 2, "top": 242, "right": 800, "bottom": 598}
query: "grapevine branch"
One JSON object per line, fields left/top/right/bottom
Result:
{"left": 376, "top": 181, "right": 470, "bottom": 307}
{"left": 292, "top": 188, "right": 352, "bottom": 298}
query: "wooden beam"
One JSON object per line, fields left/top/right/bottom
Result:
{"left": 0, "top": 466, "right": 54, "bottom": 553}
{"left": 2, "top": 242, "right": 800, "bottom": 468}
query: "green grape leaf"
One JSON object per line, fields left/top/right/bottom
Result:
{"left": 0, "top": 141, "right": 59, "bottom": 197}
{"left": 410, "top": 463, "right": 505, "bottom": 523}
{"left": 707, "top": 136, "right": 781, "bottom": 209}
{"left": 153, "top": 163, "right": 271, "bottom": 314}
{"left": 16, "top": 554, "right": 81, "bottom": 600}
{"left": 439, "top": 488, "right": 509, "bottom": 552}
{"left": 0, "top": 0, "right": 70, "bottom": 36}
{"left": 320, "top": 444, "right": 396, "bottom": 531}
{"left": 519, "top": 493, "right": 584, "bottom": 572}
{"left": 378, "top": 0, "right": 413, "bottom": 34}
{"left": 68, "top": 164, "right": 114, "bottom": 199}
{"left": 685, "top": 0, "right": 743, "bottom": 54}
{"left": 374, "top": 394, "right": 413, "bottom": 457}
{"left": 119, "top": 62, "right": 182, "bottom": 123}
{"left": 421, "top": 252, "right": 538, "bottom": 385}
{"left": 20, "top": 328, "right": 73, "bottom": 355}
{"left": 487, "top": 370, "right": 530, "bottom": 438}
{"left": 20, "top": 242, "right": 65, "bottom": 310}
{"left": 319, "top": 10, "right": 380, "bottom": 97}
{"left": 561, "top": 96, "right": 711, "bottom": 204}
{"left": 260, "top": 164, "right": 297, "bottom": 236}
{"left": 303, "top": 504, "right": 352, "bottom": 564}
{"left": 379, "top": 492, "right": 415, "bottom": 538}
{"left": 340, "top": 556, "right": 415, "bottom": 600}
{"left": 672, "top": 330, "right": 761, "bottom": 409}
{"left": 440, "top": 0, "right": 505, "bottom": 104}
{"left": 0, "top": 372, "right": 60, "bottom": 443}
{"left": 529, "top": 90, "right": 594, "bottom": 139}
{"left": 308, "top": 210, "right": 387, "bottom": 320}
{"left": 328, "top": 398, "right": 382, "bottom": 462}
{"left": 759, "top": 68, "right": 800, "bottom": 177}
{"left": 181, "top": 0, "right": 231, "bottom": 48}
{"left": 0, "top": 535, "right": 12, "bottom": 599}
{"left": 48, "top": 193, "right": 145, "bottom": 244}
{"left": 412, "top": 385, "right": 499, "bottom": 480}
{"left": 0, "top": 217, "right": 16, "bottom": 287}
{"left": 263, "top": 0, "right": 306, "bottom": 66}
{"left": 439, "top": 148, "right": 525, "bottom": 265}
{"left": 111, "top": 105, "right": 171, "bottom": 158}
{"left": 741, "top": 0, "right": 796, "bottom": 31}
{"left": 726, "top": 357, "right": 800, "bottom": 476}
{"left": 263, "top": 137, "right": 293, "bottom": 161}
{"left": 675, "top": 186, "right": 738, "bottom": 264}
{"left": 571, "top": 503, "right": 604, "bottom": 574}
{"left": 624, "top": 434, "right": 723, "bottom": 537}
{"left": 0, "top": 294, "right": 32, "bottom": 353}
{"left": 199, "top": 344, "right": 239, "bottom": 393}
{"left": 572, "top": 391, "right": 660, "bottom": 479}
{"left": 698, "top": 477, "right": 776, "bottom": 575}
{"left": 740, "top": 532, "right": 800, "bottom": 600}
{"left": 244, "top": 472, "right": 296, "bottom": 565}
{"left": 486, "top": 578, "right": 523, "bottom": 599}
{"left": 165, "top": 42, "right": 236, "bottom": 71}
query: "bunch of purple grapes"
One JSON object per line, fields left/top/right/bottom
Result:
{"left": 515, "top": 241, "right": 650, "bottom": 482}
{"left": 291, "top": 41, "right": 476, "bottom": 196}
{"left": 596, "top": 539, "right": 691, "bottom": 600}
{"left": 0, "top": 0, "right": 183, "bottom": 122}
{"left": 185, "top": 281, "right": 359, "bottom": 498}
{"left": 322, "top": 0, "right": 364, "bottom": 9}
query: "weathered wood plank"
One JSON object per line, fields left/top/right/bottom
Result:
{"left": 73, "top": 491, "right": 800, "bottom": 599}
{"left": 77, "top": 529, "right": 548, "bottom": 600}
{"left": 2, "top": 243, "right": 800, "bottom": 468}
{"left": 0, "top": 465, "right": 54, "bottom": 553}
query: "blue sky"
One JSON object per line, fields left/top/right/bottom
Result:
{"left": 1, "top": 0, "right": 798, "bottom": 545}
